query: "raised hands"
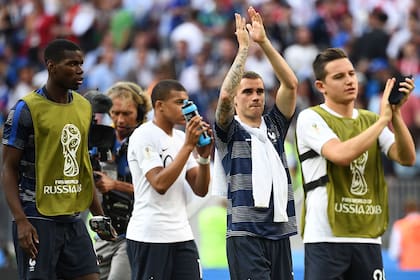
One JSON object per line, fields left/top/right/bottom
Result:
{"left": 380, "top": 76, "right": 416, "bottom": 123}
{"left": 235, "top": 7, "right": 268, "bottom": 47}
{"left": 234, "top": 12, "right": 249, "bottom": 49}
{"left": 379, "top": 78, "right": 395, "bottom": 123}
{"left": 184, "top": 115, "right": 213, "bottom": 157}
{"left": 391, "top": 76, "right": 415, "bottom": 109}
{"left": 247, "top": 6, "right": 268, "bottom": 45}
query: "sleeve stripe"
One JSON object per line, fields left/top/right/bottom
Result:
{"left": 9, "top": 100, "right": 26, "bottom": 145}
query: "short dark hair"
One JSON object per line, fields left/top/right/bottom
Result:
{"left": 242, "top": 71, "right": 263, "bottom": 80}
{"left": 44, "top": 39, "right": 81, "bottom": 63}
{"left": 312, "top": 48, "right": 348, "bottom": 81}
{"left": 151, "top": 79, "right": 186, "bottom": 107}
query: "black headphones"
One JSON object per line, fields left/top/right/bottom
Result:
{"left": 136, "top": 103, "right": 145, "bottom": 123}
{"left": 124, "top": 82, "right": 147, "bottom": 124}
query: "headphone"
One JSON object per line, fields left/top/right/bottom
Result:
{"left": 106, "top": 81, "right": 152, "bottom": 125}
{"left": 136, "top": 104, "right": 145, "bottom": 123}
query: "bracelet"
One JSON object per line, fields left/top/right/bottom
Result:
{"left": 196, "top": 155, "right": 211, "bottom": 165}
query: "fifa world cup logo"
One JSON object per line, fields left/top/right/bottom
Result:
{"left": 350, "top": 151, "right": 368, "bottom": 196}
{"left": 61, "top": 124, "right": 81, "bottom": 177}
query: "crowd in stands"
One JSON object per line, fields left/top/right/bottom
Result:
{"left": 1, "top": 0, "right": 420, "bottom": 147}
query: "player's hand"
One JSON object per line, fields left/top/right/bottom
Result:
{"left": 393, "top": 76, "right": 415, "bottom": 109}
{"left": 196, "top": 123, "right": 214, "bottom": 158}
{"left": 380, "top": 78, "right": 394, "bottom": 123}
{"left": 234, "top": 13, "right": 250, "bottom": 49}
{"left": 247, "top": 6, "right": 267, "bottom": 44}
{"left": 185, "top": 115, "right": 205, "bottom": 148}
{"left": 16, "top": 219, "right": 39, "bottom": 259}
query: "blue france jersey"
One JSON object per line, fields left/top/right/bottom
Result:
{"left": 214, "top": 106, "right": 297, "bottom": 240}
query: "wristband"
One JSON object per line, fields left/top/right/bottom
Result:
{"left": 196, "top": 155, "right": 211, "bottom": 165}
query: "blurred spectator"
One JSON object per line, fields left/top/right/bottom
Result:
{"left": 331, "top": 11, "right": 356, "bottom": 53}
{"left": 0, "top": 2, "right": 15, "bottom": 45}
{"left": 287, "top": 0, "right": 317, "bottom": 27}
{"left": 283, "top": 25, "right": 319, "bottom": 80}
{"left": 53, "top": 0, "right": 99, "bottom": 53}
{"left": 347, "top": 0, "right": 380, "bottom": 36}
{"left": 20, "top": 0, "right": 57, "bottom": 68}
{"left": 86, "top": 45, "right": 120, "bottom": 93}
{"left": 411, "top": 0, "right": 420, "bottom": 19}
{"left": 389, "top": 200, "right": 420, "bottom": 270}
{"left": 204, "top": 36, "right": 237, "bottom": 92}
{"left": 375, "top": 0, "right": 413, "bottom": 34}
{"left": 308, "top": 0, "right": 346, "bottom": 50}
{"left": 351, "top": 7, "right": 390, "bottom": 68}
{"left": 109, "top": 8, "right": 135, "bottom": 51}
{"left": 161, "top": 39, "right": 193, "bottom": 80}
{"left": 3, "top": 44, "right": 25, "bottom": 88}
{"left": 179, "top": 49, "right": 217, "bottom": 115}
{"left": 83, "top": 31, "right": 116, "bottom": 76}
{"left": 7, "top": 61, "right": 35, "bottom": 110}
{"left": 121, "top": 0, "right": 154, "bottom": 29}
{"left": 93, "top": 0, "right": 121, "bottom": 36}
{"left": 394, "top": 41, "right": 420, "bottom": 77}
{"left": 170, "top": 8, "right": 205, "bottom": 57}
{"left": 196, "top": 0, "right": 236, "bottom": 39}
{"left": 295, "top": 76, "right": 319, "bottom": 115}
{"left": 258, "top": 1, "right": 297, "bottom": 52}
{"left": 158, "top": 0, "right": 190, "bottom": 49}
{"left": 120, "top": 30, "right": 159, "bottom": 89}
{"left": 143, "top": 62, "right": 174, "bottom": 99}
{"left": 386, "top": 11, "right": 420, "bottom": 63}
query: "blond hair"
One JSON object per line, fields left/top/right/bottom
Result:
{"left": 105, "top": 81, "right": 152, "bottom": 124}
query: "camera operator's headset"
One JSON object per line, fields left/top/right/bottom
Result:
{"left": 105, "top": 81, "right": 152, "bottom": 127}
{"left": 106, "top": 81, "right": 152, "bottom": 159}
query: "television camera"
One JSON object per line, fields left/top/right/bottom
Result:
{"left": 84, "top": 90, "right": 118, "bottom": 240}
{"left": 84, "top": 90, "right": 133, "bottom": 239}
{"left": 84, "top": 90, "right": 116, "bottom": 177}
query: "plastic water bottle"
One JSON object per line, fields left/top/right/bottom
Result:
{"left": 181, "top": 100, "right": 211, "bottom": 147}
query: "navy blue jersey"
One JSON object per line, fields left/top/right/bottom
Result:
{"left": 214, "top": 106, "right": 297, "bottom": 240}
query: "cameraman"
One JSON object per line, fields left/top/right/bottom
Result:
{"left": 93, "top": 81, "right": 151, "bottom": 280}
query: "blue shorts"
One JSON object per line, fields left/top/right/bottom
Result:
{"left": 226, "top": 236, "right": 293, "bottom": 280}
{"left": 13, "top": 218, "right": 99, "bottom": 279}
{"left": 126, "top": 239, "right": 202, "bottom": 280}
{"left": 304, "top": 242, "right": 384, "bottom": 280}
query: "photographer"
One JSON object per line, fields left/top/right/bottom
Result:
{"left": 89, "top": 81, "right": 151, "bottom": 280}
